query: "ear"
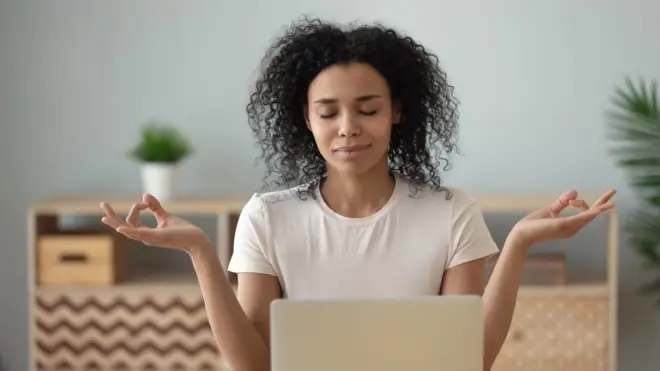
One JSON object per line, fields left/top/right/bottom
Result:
{"left": 392, "top": 100, "right": 403, "bottom": 124}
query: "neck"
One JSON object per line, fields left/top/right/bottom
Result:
{"left": 321, "top": 160, "right": 395, "bottom": 218}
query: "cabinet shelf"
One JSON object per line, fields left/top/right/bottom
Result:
{"left": 30, "top": 194, "right": 249, "bottom": 215}
{"left": 518, "top": 282, "right": 610, "bottom": 297}
{"left": 35, "top": 272, "right": 212, "bottom": 295}
{"left": 34, "top": 274, "right": 608, "bottom": 298}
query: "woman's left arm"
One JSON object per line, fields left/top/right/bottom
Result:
{"left": 441, "top": 189, "right": 616, "bottom": 371}
{"left": 440, "top": 235, "right": 529, "bottom": 371}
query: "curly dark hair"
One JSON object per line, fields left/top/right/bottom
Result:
{"left": 246, "top": 16, "right": 460, "bottom": 199}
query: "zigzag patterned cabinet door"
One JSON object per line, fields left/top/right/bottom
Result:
{"left": 33, "top": 289, "right": 222, "bottom": 371}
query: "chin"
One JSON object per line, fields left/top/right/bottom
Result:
{"left": 327, "top": 157, "right": 384, "bottom": 176}
{"left": 324, "top": 145, "right": 389, "bottom": 175}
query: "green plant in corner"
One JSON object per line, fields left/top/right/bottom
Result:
{"left": 606, "top": 76, "right": 660, "bottom": 306}
{"left": 130, "top": 120, "right": 193, "bottom": 164}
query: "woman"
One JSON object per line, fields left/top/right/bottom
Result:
{"left": 100, "top": 17, "right": 615, "bottom": 371}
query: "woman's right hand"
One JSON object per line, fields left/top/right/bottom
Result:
{"left": 100, "top": 193, "right": 211, "bottom": 254}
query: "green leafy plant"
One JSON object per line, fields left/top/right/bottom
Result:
{"left": 606, "top": 77, "right": 660, "bottom": 305}
{"left": 130, "top": 120, "right": 193, "bottom": 164}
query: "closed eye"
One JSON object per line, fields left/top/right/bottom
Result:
{"left": 319, "top": 110, "right": 377, "bottom": 119}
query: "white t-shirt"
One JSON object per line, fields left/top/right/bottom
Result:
{"left": 227, "top": 175, "right": 499, "bottom": 299}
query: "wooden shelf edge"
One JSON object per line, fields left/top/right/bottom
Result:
{"left": 33, "top": 273, "right": 237, "bottom": 296}
{"left": 34, "top": 274, "right": 607, "bottom": 298}
{"left": 29, "top": 195, "right": 251, "bottom": 215}
{"left": 518, "top": 282, "right": 610, "bottom": 297}
{"left": 474, "top": 193, "right": 615, "bottom": 213}
{"left": 28, "top": 191, "right": 615, "bottom": 216}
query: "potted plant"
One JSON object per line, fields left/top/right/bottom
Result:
{"left": 606, "top": 77, "right": 660, "bottom": 306}
{"left": 130, "top": 120, "right": 192, "bottom": 201}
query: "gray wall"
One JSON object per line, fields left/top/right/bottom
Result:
{"left": 1, "top": 0, "right": 659, "bottom": 370}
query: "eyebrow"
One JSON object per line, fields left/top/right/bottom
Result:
{"left": 313, "top": 94, "right": 382, "bottom": 104}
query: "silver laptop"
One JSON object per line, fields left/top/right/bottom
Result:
{"left": 270, "top": 296, "right": 484, "bottom": 371}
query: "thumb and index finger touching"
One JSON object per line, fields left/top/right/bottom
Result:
{"left": 548, "top": 190, "right": 579, "bottom": 217}
{"left": 552, "top": 189, "right": 617, "bottom": 223}
{"left": 142, "top": 193, "right": 169, "bottom": 219}
{"left": 100, "top": 193, "right": 169, "bottom": 230}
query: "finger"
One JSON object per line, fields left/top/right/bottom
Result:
{"left": 116, "top": 226, "right": 161, "bottom": 244}
{"left": 101, "top": 216, "right": 124, "bottom": 229}
{"left": 143, "top": 193, "right": 169, "bottom": 219}
{"left": 568, "top": 201, "right": 615, "bottom": 224}
{"left": 593, "top": 189, "right": 617, "bottom": 207}
{"left": 549, "top": 190, "right": 578, "bottom": 216}
{"left": 569, "top": 199, "right": 590, "bottom": 211}
{"left": 100, "top": 202, "right": 127, "bottom": 228}
{"left": 596, "top": 200, "right": 616, "bottom": 213}
{"left": 126, "top": 202, "right": 149, "bottom": 227}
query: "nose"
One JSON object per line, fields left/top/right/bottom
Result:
{"left": 337, "top": 113, "right": 361, "bottom": 137}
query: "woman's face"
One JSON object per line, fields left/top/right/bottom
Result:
{"left": 305, "top": 62, "right": 401, "bottom": 176}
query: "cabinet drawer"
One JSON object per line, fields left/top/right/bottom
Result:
{"left": 38, "top": 231, "right": 126, "bottom": 285}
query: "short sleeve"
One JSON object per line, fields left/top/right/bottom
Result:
{"left": 227, "top": 194, "right": 277, "bottom": 276}
{"left": 446, "top": 191, "right": 500, "bottom": 269}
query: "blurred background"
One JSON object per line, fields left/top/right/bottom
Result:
{"left": 1, "top": 0, "right": 659, "bottom": 370}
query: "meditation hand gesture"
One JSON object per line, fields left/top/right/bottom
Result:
{"left": 510, "top": 190, "right": 616, "bottom": 247}
{"left": 100, "top": 193, "right": 210, "bottom": 253}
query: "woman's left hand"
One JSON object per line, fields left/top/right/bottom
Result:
{"left": 510, "top": 189, "right": 617, "bottom": 249}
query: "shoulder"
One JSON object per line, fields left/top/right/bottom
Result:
{"left": 241, "top": 184, "right": 317, "bottom": 218}
{"left": 397, "top": 178, "right": 478, "bottom": 216}
{"left": 234, "top": 185, "right": 314, "bottom": 243}
{"left": 235, "top": 185, "right": 319, "bottom": 252}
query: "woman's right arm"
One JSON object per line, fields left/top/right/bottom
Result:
{"left": 101, "top": 193, "right": 279, "bottom": 371}
{"left": 189, "top": 244, "right": 280, "bottom": 371}
{"left": 190, "top": 194, "right": 282, "bottom": 371}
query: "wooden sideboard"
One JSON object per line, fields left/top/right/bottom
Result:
{"left": 28, "top": 196, "right": 245, "bottom": 371}
{"left": 27, "top": 193, "right": 618, "bottom": 371}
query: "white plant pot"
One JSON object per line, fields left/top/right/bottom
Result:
{"left": 141, "top": 163, "right": 177, "bottom": 201}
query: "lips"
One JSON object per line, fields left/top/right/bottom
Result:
{"left": 332, "top": 144, "right": 370, "bottom": 153}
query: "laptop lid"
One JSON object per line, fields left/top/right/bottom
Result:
{"left": 270, "top": 295, "right": 484, "bottom": 371}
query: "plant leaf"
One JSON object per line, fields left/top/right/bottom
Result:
{"left": 607, "top": 76, "right": 660, "bottom": 304}
{"left": 130, "top": 120, "right": 193, "bottom": 163}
